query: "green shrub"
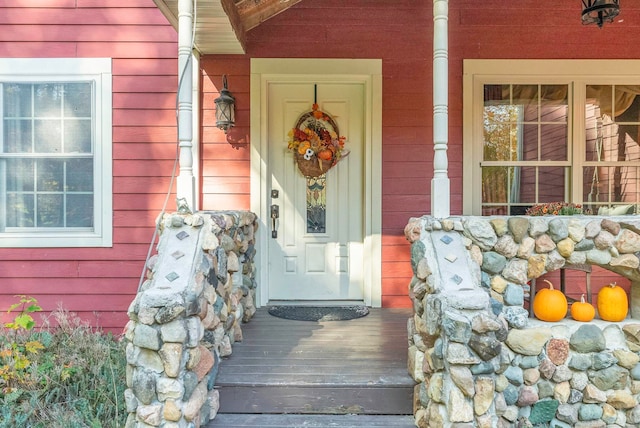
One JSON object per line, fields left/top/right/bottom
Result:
{"left": 0, "top": 297, "right": 127, "bottom": 428}
{"left": 0, "top": 295, "right": 43, "bottom": 392}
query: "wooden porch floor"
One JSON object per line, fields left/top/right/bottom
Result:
{"left": 209, "top": 307, "right": 416, "bottom": 427}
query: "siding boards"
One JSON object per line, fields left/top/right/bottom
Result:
{"left": 2, "top": 261, "right": 84, "bottom": 278}
{"left": 76, "top": 42, "right": 176, "bottom": 59}
{"left": 0, "top": 0, "right": 176, "bottom": 330}
{"left": 114, "top": 194, "right": 178, "bottom": 211}
{"left": 382, "top": 296, "right": 411, "bottom": 308}
{"left": 0, "top": 245, "right": 149, "bottom": 261}
{"left": 201, "top": 177, "right": 250, "bottom": 194}
{"left": 199, "top": 63, "right": 251, "bottom": 212}
{"left": 201, "top": 142, "right": 250, "bottom": 161}
{"left": 0, "top": 1, "right": 76, "bottom": 7}
{"left": 114, "top": 75, "right": 177, "bottom": 93}
{"left": 113, "top": 126, "right": 177, "bottom": 144}
{"left": 77, "top": 0, "right": 156, "bottom": 7}
{"left": 113, "top": 59, "right": 178, "bottom": 76}
{"left": 3, "top": 278, "right": 137, "bottom": 294}
{"left": 384, "top": 278, "right": 414, "bottom": 301}
{"left": 383, "top": 178, "right": 431, "bottom": 196}
{"left": 382, "top": 261, "right": 413, "bottom": 280}
{"left": 0, "top": 8, "right": 170, "bottom": 25}
{"left": 0, "top": 25, "right": 176, "bottom": 42}
{"left": 114, "top": 177, "right": 176, "bottom": 193}
{"left": 202, "top": 160, "right": 251, "bottom": 177}
{"left": 113, "top": 108, "right": 176, "bottom": 127}
{"left": 114, "top": 160, "right": 177, "bottom": 177}
{"left": 0, "top": 261, "right": 141, "bottom": 278}
{"left": 113, "top": 93, "right": 176, "bottom": 111}
{"left": 202, "top": 194, "right": 250, "bottom": 211}
{"left": 113, "top": 143, "right": 178, "bottom": 161}
{"left": 113, "top": 227, "right": 160, "bottom": 245}
{"left": 114, "top": 212, "right": 163, "bottom": 228}
{"left": 0, "top": 42, "right": 77, "bottom": 56}
{"left": 0, "top": 294, "right": 136, "bottom": 333}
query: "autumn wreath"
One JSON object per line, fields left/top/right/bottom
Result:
{"left": 287, "top": 104, "right": 347, "bottom": 177}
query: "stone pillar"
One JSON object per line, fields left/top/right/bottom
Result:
{"left": 406, "top": 215, "right": 640, "bottom": 427}
{"left": 124, "top": 211, "right": 258, "bottom": 427}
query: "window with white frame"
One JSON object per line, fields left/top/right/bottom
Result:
{"left": 463, "top": 60, "right": 640, "bottom": 216}
{"left": 0, "top": 58, "right": 112, "bottom": 247}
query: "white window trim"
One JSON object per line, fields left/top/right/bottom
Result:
{"left": 463, "top": 59, "right": 640, "bottom": 215}
{"left": 0, "top": 58, "right": 112, "bottom": 247}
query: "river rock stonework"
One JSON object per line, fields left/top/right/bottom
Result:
{"left": 124, "top": 210, "right": 257, "bottom": 427}
{"left": 405, "top": 215, "right": 640, "bottom": 427}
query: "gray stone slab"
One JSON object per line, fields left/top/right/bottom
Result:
{"left": 431, "top": 230, "right": 475, "bottom": 292}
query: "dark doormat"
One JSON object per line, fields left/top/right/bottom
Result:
{"left": 267, "top": 305, "right": 369, "bottom": 321}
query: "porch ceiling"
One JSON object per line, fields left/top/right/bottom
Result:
{"left": 153, "top": 0, "right": 302, "bottom": 54}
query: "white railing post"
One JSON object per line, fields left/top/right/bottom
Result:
{"left": 176, "top": 0, "right": 196, "bottom": 211}
{"left": 432, "top": 0, "right": 450, "bottom": 218}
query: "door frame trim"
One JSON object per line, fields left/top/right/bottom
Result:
{"left": 250, "top": 58, "right": 383, "bottom": 307}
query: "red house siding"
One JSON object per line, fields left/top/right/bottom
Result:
{"left": 200, "top": 1, "right": 640, "bottom": 309}
{"left": 200, "top": 58, "right": 252, "bottom": 211}
{"left": 0, "top": 0, "right": 178, "bottom": 332}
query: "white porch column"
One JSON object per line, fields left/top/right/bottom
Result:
{"left": 176, "top": 0, "right": 196, "bottom": 211}
{"left": 432, "top": 0, "right": 450, "bottom": 218}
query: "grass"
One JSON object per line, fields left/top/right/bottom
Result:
{"left": 0, "top": 302, "right": 127, "bottom": 428}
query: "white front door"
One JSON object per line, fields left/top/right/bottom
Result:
{"left": 267, "top": 82, "right": 365, "bottom": 301}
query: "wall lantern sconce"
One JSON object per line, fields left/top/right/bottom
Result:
{"left": 582, "top": 0, "right": 620, "bottom": 28}
{"left": 214, "top": 75, "right": 235, "bottom": 133}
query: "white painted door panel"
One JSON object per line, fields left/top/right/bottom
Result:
{"left": 267, "top": 82, "right": 364, "bottom": 301}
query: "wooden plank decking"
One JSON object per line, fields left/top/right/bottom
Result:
{"left": 210, "top": 413, "right": 417, "bottom": 427}
{"left": 209, "top": 307, "right": 416, "bottom": 427}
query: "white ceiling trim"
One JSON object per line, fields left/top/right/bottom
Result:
{"left": 154, "top": 0, "right": 244, "bottom": 54}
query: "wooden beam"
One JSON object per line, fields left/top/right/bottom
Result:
{"left": 220, "top": 0, "right": 248, "bottom": 52}
{"left": 234, "top": 0, "right": 303, "bottom": 31}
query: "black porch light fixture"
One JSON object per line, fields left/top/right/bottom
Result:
{"left": 214, "top": 75, "right": 235, "bottom": 133}
{"left": 582, "top": 0, "right": 620, "bottom": 28}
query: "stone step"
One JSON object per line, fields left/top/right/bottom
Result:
{"left": 207, "top": 413, "right": 416, "bottom": 427}
{"left": 215, "top": 383, "right": 414, "bottom": 415}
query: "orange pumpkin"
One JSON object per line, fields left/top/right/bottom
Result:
{"left": 317, "top": 149, "right": 333, "bottom": 161}
{"left": 533, "top": 279, "right": 568, "bottom": 322}
{"left": 571, "top": 294, "right": 595, "bottom": 322}
{"left": 597, "top": 282, "right": 628, "bottom": 322}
